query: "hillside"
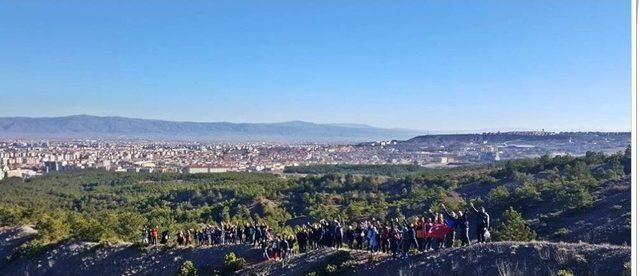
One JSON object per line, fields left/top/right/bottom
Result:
{"left": 454, "top": 174, "right": 631, "bottom": 245}
{"left": 0, "top": 226, "right": 629, "bottom": 276}
{"left": 0, "top": 150, "right": 631, "bottom": 275}
{"left": 0, "top": 115, "right": 423, "bottom": 142}
{"left": 242, "top": 242, "right": 630, "bottom": 276}
{"left": 0, "top": 226, "right": 263, "bottom": 275}
{"left": 402, "top": 132, "right": 630, "bottom": 145}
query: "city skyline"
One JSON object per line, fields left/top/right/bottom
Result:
{"left": 0, "top": 1, "right": 631, "bottom": 132}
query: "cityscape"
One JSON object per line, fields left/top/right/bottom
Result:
{"left": 0, "top": 131, "right": 630, "bottom": 179}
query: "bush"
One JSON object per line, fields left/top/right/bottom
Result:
{"left": 488, "top": 186, "right": 510, "bottom": 206}
{"left": 177, "top": 260, "right": 198, "bottom": 276}
{"left": 555, "top": 182, "right": 594, "bottom": 209}
{"left": 0, "top": 206, "right": 22, "bottom": 226}
{"left": 308, "top": 250, "right": 356, "bottom": 275}
{"left": 557, "top": 270, "right": 574, "bottom": 276}
{"left": 514, "top": 182, "right": 541, "bottom": 204}
{"left": 223, "top": 252, "right": 245, "bottom": 273}
{"left": 494, "top": 207, "right": 536, "bottom": 241}
{"left": 35, "top": 212, "right": 71, "bottom": 243}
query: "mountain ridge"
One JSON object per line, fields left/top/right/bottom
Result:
{"left": 0, "top": 115, "right": 425, "bottom": 143}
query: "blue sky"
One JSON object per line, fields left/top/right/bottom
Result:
{"left": 0, "top": 1, "right": 630, "bottom": 131}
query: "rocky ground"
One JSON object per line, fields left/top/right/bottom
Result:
{"left": 1, "top": 227, "right": 630, "bottom": 276}
{"left": 0, "top": 226, "right": 263, "bottom": 276}
{"left": 355, "top": 241, "right": 630, "bottom": 276}
{"left": 242, "top": 242, "right": 630, "bottom": 276}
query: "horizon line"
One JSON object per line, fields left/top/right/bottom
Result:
{"left": 0, "top": 113, "right": 631, "bottom": 134}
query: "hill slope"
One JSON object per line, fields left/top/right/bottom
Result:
{"left": 0, "top": 115, "right": 423, "bottom": 142}
{"left": 241, "top": 242, "right": 629, "bottom": 276}
{"left": 0, "top": 226, "right": 263, "bottom": 276}
{"left": 0, "top": 227, "right": 629, "bottom": 276}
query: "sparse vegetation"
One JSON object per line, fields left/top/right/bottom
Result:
{"left": 556, "top": 269, "right": 574, "bottom": 276}
{"left": 223, "top": 252, "right": 245, "bottom": 274}
{"left": 177, "top": 260, "right": 198, "bottom": 276}
{"left": 495, "top": 207, "right": 536, "bottom": 241}
{"left": 306, "top": 250, "right": 358, "bottom": 276}
{"left": 0, "top": 150, "right": 630, "bottom": 252}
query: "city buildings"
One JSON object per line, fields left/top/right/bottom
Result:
{"left": 0, "top": 132, "right": 630, "bottom": 179}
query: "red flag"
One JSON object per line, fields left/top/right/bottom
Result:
{"left": 427, "top": 223, "right": 454, "bottom": 240}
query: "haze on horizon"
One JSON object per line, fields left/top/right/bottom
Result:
{"left": 0, "top": 1, "right": 631, "bottom": 132}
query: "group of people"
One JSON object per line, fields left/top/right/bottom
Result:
{"left": 141, "top": 202, "right": 491, "bottom": 261}
{"left": 142, "top": 223, "right": 275, "bottom": 247}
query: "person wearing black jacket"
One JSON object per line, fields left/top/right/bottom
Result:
{"left": 442, "top": 204, "right": 471, "bottom": 246}
{"left": 279, "top": 237, "right": 289, "bottom": 260}
{"left": 296, "top": 227, "right": 308, "bottom": 253}
{"left": 400, "top": 222, "right": 418, "bottom": 258}
{"left": 440, "top": 204, "right": 457, "bottom": 248}
{"left": 354, "top": 224, "right": 364, "bottom": 250}
{"left": 470, "top": 202, "right": 490, "bottom": 243}
{"left": 334, "top": 222, "right": 344, "bottom": 249}
{"left": 389, "top": 226, "right": 401, "bottom": 258}
{"left": 456, "top": 210, "right": 470, "bottom": 246}
{"left": 345, "top": 225, "right": 355, "bottom": 249}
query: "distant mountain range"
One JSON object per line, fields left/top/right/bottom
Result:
{"left": 0, "top": 115, "right": 425, "bottom": 143}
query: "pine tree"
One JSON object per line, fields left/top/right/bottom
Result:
{"left": 494, "top": 207, "right": 536, "bottom": 241}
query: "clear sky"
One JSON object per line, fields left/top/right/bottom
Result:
{"left": 0, "top": 1, "right": 631, "bottom": 132}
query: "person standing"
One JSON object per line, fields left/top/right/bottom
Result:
{"left": 367, "top": 225, "right": 379, "bottom": 253}
{"left": 470, "top": 203, "right": 490, "bottom": 243}
{"left": 151, "top": 226, "right": 158, "bottom": 245}
{"left": 345, "top": 225, "right": 354, "bottom": 249}
{"left": 296, "top": 227, "right": 308, "bottom": 253}
{"left": 334, "top": 222, "right": 344, "bottom": 249}
{"left": 355, "top": 224, "right": 364, "bottom": 250}
{"left": 415, "top": 217, "right": 426, "bottom": 252}
{"left": 390, "top": 225, "right": 401, "bottom": 258}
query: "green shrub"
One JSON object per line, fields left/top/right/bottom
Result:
{"left": 35, "top": 212, "right": 71, "bottom": 243}
{"left": 0, "top": 206, "right": 22, "bottom": 226}
{"left": 223, "top": 252, "right": 245, "bottom": 273}
{"left": 494, "top": 207, "right": 536, "bottom": 241}
{"left": 488, "top": 186, "right": 510, "bottom": 206}
{"left": 308, "top": 250, "right": 356, "bottom": 275}
{"left": 555, "top": 183, "right": 594, "bottom": 209}
{"left": 557, "top": 270, "right": 574, "bottom": 276}
{"left": 514, "top": 182, "right": 541, "bottom": 204}
{"left": 177, "top": 260, "right": 198, "bottom": 276}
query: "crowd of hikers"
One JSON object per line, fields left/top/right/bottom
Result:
{"left": 141, "top": 202, "right": 491, "bottom": 261}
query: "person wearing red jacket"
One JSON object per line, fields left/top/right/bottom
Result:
{"left": 151, "top": 227, "right": 158, "bottom": 245}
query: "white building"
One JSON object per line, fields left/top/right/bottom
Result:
{"left": 185, "top": 166, "right": 228, "bottom": 174}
